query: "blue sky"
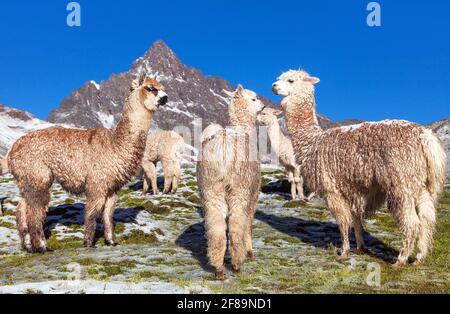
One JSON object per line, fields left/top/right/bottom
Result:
{"left": 0, "top": 0, "right": 448, "bottom": 124}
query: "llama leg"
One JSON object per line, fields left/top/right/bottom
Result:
{"left": 170, "top": 162, "right": 181, "bottom": 194}
{"left": 244, "top": 216, "right": 255, "bottom": 261}
{"left": 102, "top": 194, "right": 118, "bottom": 246}
{"left": 327, "top": 195, "right": 352, "bottom": 258}
{"left": 295, "top": 176, "right": 304, "bottom": 201}
{"left": 162, "top": 161, "right": 173, "bottom": 195}
{"left": 413, "top": 190, "right": 436, "bottom": 265}
{"left": 353, "top": 214, "right": 365, "bottom": 255}
{"left": 84, "top": 196, "right": 106, "bottom": 248}
{"left": 227, "top": 194, "right": 249, "bottom": 273}
{"left": 203, "top": 195, "right": 228, "bottom": 280}
{"left": 244, "top": 195, "right": 258, "bottom": 261}
{"left": 142, "top": 161, "right": 157, "bottom": 195}
{"left": 391, "top": 198, "right": 420, "bottom": 268}
{"left": 171, "top": 175, "right": 179, "bottom": 194}
{"left": 26, "top": 196, "right": 50, "bottom": 253}
{"left": 148, "top": 162, "right": 158, "bottom": 195}
{"left": 288, "top": 171, "right": 296, "bottom": 200}
{"left": 15, "top": 199, "right": 32, "bottom": 252}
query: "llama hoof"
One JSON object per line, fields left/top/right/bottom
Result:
{"left": 246, "top": 251, "right": 256, "bottom": 261}
{"left": 105, "top": 240, "right": 117, "bottom": 247}
{"left": 23, "top": 246, "right": 34, "bottom": 254}
{"left": 412, "top": 258, "right": 424, "bottom": 266}
{"left": 35, "top": 247, "right": 47, "bottom": 254}
{"left": 391, "top": 261, "right": 405, "bottom": 269}
{"left": 83, "top": 241, "right": 96, "bottom": 249}
{"left": 232, "top": 267, "right": 241, "bottom": 274}
{"left": 354, "top": 247, "right": 365, "bottom": 255}
{"left": 215, "top": 270, "right": 225, "bottom": 281}
{"left": 338, "top": 250, "right": 350, "bottom": 259}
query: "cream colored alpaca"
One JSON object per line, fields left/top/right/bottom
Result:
{"left": 1, "top": 74, "right": 168, "bottom": 252}
{"left": 141, "top": 130, "right": 185, "bottom": 195}
{"left": 197, "top": 85, "right": 264, "bottom": 280}
{"left": 258, "top": 108, "right": 304, "bottom": 200}
{"left": 273, "top": 70, "right": 447, "bottom": 267}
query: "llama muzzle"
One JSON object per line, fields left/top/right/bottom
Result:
{"left": 158, "top": 95, "right": 168, "bottom": 107}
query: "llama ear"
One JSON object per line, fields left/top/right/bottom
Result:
{"left": 274, "top": 109, "right": 283, "bottom": 117}
{"left": 223, "top": 90, "right": 235, "bottom": 98}
{"left": 236, "top": 84, "right": 244, "bottom": 94}
{"left": 308, "top": 76, "right": 320, "bottom": 85}
{"left": 131, "top": 78, "right": 140, "bottom": 91}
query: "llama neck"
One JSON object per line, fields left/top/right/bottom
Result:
{"left": 113, "top": 93, "right": 153, "bottom": 159}
{"left": 266, "top": 122, "right": 285, "bottom": 155}
{"left": 283, "top": 92, "right": 322, "bottom": 164}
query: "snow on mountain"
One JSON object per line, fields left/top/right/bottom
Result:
{"left": 48, "top": 40, "right": 235, "bottom": 131}
{"left": 0, "top": 103, "right": 56, "bottom": 157}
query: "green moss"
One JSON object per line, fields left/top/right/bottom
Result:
{"left": 260, "top": 177, "right": 272, "bottom": 188}
{"left": 117, "top": 188, "right": 133, "bottom": 197}
{"left": 120, "top": 197, "right": 154, "bottom": 210}
{"left": 2, "top": 209, "right": 15, "bottom": 216}
{"left": 118, "top": 230, "right": 160, "bottom": 245}
{"left": 47, "top": 234, "right": 84, "bottom": 250}
{"left": 115, "top": 223, "right": 126, "bottom": 234}
{"left": 0, "top": 177, "right": 15, "bottom": 183}
{"left": 64, "top": 198, "right": 75, "bottom": 205}
{"left": 0, "top": 220, "right": 16, "bottom": 229}
{"left": 282, "top": 200, "right": 310, "bottom": 208}
{"left": 77, "top": 257, "right": 97, "bottom": 266}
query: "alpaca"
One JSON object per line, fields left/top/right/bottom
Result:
{"left": 273, "top": 70, "right": 447, "bottom": 267}
{"left": 0, "top": 74, "right": 168, "bottom": 253}
{"left": 257, "top": 107, "right": 304, "bottom": 200}
{"left": 197, "top": 85, "right": 264, "bottom": 280}
{"left": 141, "top": 130, "right": 185, "bottom": 195}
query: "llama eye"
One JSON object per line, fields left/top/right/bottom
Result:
{"left": 288, "top": 80, "right": 294, "bottom": 83}
{"left": 252, "top": 98, "right": 256, "bottom": 102}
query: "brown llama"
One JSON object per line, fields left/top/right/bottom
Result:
{"left": 257, "top": 107, "right": 305, "bottom": 200}
{"left": 273, "top": 70, "right": 447, "bottom": 267}
{"left": 0, "top": 74, "right": 168, "bottom": 253}
{"left": 141, "top": 130, "right": 185, "bottom": 195}
{"left": 197, "top": 85, "right": 265, "bottom": 280}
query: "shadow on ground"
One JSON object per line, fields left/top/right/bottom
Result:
{"left": 255, "top": 210, "right": 398, "bottom": 263}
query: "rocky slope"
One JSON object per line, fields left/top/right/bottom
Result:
{"left": 0, "top": 103, "right": 56, "bottom": 157}
{"left": 48, "top": 41, "right": 235, "bottom": 131}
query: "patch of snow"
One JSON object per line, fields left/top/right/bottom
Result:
{"left": 96, "top": 112, "right": 115, "bottom": 128}
{"left": 0, "top": 280, "right": 211, "bottom": 294}
{"left": 89, "top": 80, "right": 100, "bottom": 90}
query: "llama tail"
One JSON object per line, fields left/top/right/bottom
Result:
{"left": 420, "top": 128, "right": 447, "bottom": 203}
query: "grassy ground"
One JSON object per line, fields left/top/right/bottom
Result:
{"left": 0, "top": 167, "right": 448, "bottom": 294}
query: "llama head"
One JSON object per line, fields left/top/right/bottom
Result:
{"left": 272, "top": 70, "right": 320, "bottom": 97}
{"left": 224, "top": 85, "right": 265, "bottom": 118}
{"left": 257, "top": 107, "right": 283, "bottom": 126}
{"left": 131, "top": 74, "right": 168, "bottom": 112}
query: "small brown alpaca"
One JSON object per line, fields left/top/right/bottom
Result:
{"left": 273, "top": 70, "right": 447, "bottom": 267}
{"left": 258, "top": 107, "right": 304, "bottom": 200}
{"left": 1, "top": 74, "right": 168, "bottom": 253}
{"left": 141, "top": 130, "right": 185, "bottom": 195}
{"left": 197, "top": 85, "right": 264, "bottom": 280}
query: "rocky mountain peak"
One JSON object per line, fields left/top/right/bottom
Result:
{"left": 48, "top": 40, "right": 233, "bottom": 131}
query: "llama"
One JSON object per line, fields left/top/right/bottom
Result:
{"left": 272, "top": 70, "right": 447, "bottom": 267}
{"left": 257, "top": 107, "right": 304, "bottom": 200}
{"left": 197, "top": 85, "right": 264, "bottom": 280}
{"left": 141, "top": 130, "right": 185, "bottom": 195}
{"left": 0, "top": 74, "right": 168, "bottom": 253}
